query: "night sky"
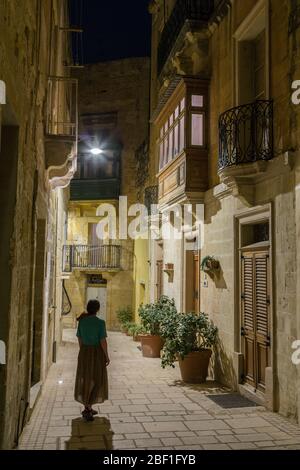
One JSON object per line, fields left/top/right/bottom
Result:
{"left": 71, "top": 0, "right": 152, "bottom": 64}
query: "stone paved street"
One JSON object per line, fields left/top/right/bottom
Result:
{"left": 19, "top": 332, "right": 300, "bottom": 450}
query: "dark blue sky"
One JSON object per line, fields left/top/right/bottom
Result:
{"left": 71, "top": 0, "right": 152, "bottom": 64}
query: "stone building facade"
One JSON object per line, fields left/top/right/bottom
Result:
{"left": 0, "top": 0, "right": 78, "bottom": 449}
{"left": 62, "top": 58, "right": 150, "bottom": 330}
{"left": 147, "top": 0, "right": 300, "bottom": 424}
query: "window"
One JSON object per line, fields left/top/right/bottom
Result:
{"left": 158, "top": 96, "right": 186, "bottom": 170}
{"left": 235, "top": 0, "right": 269, "bottom": 105}
{"left": 191, "top": 114, "right": 204, "bottom": 146}
{"left": 192, "top": 95, "right": 204, "bottom": 107}
{"left": 156, "top": 79, "right": 208, "bottom": 172}
{"left": 191, "top": 94, "right": 204, "bottom": 147}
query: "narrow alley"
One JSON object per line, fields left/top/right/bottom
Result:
{"left": 19, "top": 332, "right": 300, "bottom": 451}
{"left": 2, "top": 0, "right": 300, "bottom": 457}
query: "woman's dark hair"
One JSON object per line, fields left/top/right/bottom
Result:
{"left": 87, "top": 299, "right": 100, "bottom": 315}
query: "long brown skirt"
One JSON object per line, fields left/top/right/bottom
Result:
{"left": 74, "top": 344, "right": 108, "bottom": 405}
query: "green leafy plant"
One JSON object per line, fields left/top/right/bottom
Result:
{"left": 126, "top": 322, "right": 138, "bottom": 336}
{"left": 122, "top": 321, "right": 131, "bottom": 332}
{"left": 201, "top": 256, "right": 220, "bottom": 272}
{"left": 117, "top": 306, "right": 133, "bottom": 326}
{"left": 130, "top": 324, "right": 147, "bottom": 339}
{"left": 161, "top": 312, "right": 218, "bottom": 369}
{"left": 138, "top": 296, "right": 177, "bottom": 336}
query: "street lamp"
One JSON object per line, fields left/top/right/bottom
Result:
{"left": 90, "top": 147, "right": 103, "bottom": 156}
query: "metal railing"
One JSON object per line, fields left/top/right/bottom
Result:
{"left": 63, "top": 245, "right": 121, "bottom": 272}
{"left": 61, "top": 280, "right": 72, "bottom": 316}
{"left": 157, "top": 0, "right": 214, "bottom": 75}
{"left": 46, "top": 76, "right": 78, "bottom": 138}
{"left": 218, "top": 100, "right": 273, "bottom": 170}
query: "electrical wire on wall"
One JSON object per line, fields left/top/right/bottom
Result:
{"left": 68, "top": 0, "right": 85, "bottom": 67}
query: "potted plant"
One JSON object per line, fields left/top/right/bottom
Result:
{"left": 138, "top": 296, "right": 176, "bottom": 358}
{"left": 161, "top": 312, "right": 218, "bottom": 383}
{"left": 126, "top": 322, "right": 137, "bottom": 337}
{"left": 201, "top": 256, "right": 220, "bottom": 273}
{"left": 116, "top": 306, "right": 133, "bottom": 332}
{"left": 131, "top": 324, "right": 147, "bottom": 342}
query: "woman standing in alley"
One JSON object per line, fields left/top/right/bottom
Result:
{"left": 74, "top": 299, "right": 110, "bottom": 421}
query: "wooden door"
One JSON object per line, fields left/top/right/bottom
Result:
{"left": 241, "top": 250, "right": 270, "bottom": 393}
{"left": 193, "top": 252, "right": 200, "bottom": 313}
{"left": 156, "top": 260, "right": 163, "bottom": 300}
{"left": 88, "top": 223, "right": 102, "bottom": 266}
{"left": 86, "top": 286, "right": 107, "bottom": 321}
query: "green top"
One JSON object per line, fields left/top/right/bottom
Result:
{"left": 76, "top": 315, "right": 107, "bottom": 346}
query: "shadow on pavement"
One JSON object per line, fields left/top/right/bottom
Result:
{"left": 171, "top": 379, "right": 231, "bottom": 395}
{"left": 64, "top": 417, "right": 114, "bottom": 450}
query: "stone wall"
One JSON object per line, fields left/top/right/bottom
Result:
{"left": 65, "top": 203, "right": 135, "bottom": 330}
{"left": 0, "top": 0, "right": 73, "bottom": 449}
{"left": 65, "top": 58, "right": 150, "bottom": 330}
{"left": 73, "top": 58, "right": 150, "bottom": 207}
{"left": 201, "top": 0, "right": 300, "bottom": 421}
{"left": 148, "top": 0, "right": 300, "bottom": 424}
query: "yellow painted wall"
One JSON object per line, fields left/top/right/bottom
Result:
{"left": 64, "top": 200, "right": 135, "bottom": 331}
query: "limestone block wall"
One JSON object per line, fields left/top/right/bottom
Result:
{"left": 202, "top": 0, "right": 300, "bottom": 421}
{"left": 200, "top": 159, "right": 299, "bottom": 420}
{"left": 0, "top": 0, "right": 73, "bottom": 449}
{"left": 69, "top": 58, "right": 150, "bottom": 330}
{"left": 64, "top": 203, "right": 135, "bottom": 330}
{"left": 201, "top": 194, "right": 240, "bottom": 388}
{"left": 146, "top": 0, "right": 300, "bottom": 425}
{"left": 162, "top": 238, "right": 184, "bottom": 311}
{"left": 74, "top": 58, "right": 150, "bottom": 207}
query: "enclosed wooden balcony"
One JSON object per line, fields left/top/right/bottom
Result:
{"left": 155, "top": 77, "right": 209, "bottom": 207}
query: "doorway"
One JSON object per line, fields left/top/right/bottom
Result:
{"left": 31, "top": 219, "right": 47, "bottom": 386}
{"left": 156, "top": 260, "right": 163, "bottom": 301}
{"left": 86, "top": 281, "right": 107, "bottom": 321}
{"left": 185, "top": 251, "right": 200, "bottom": 313}
{"left": 241, "top": 248, "right": 270, "bottom": 393}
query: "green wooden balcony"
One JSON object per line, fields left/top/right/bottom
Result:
{"left": 70, "top": 178, "right": 120, "bottom": 201}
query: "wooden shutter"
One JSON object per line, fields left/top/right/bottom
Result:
{"left": 241, "top": 250, "right": 270, "bottom": 392}
{"left": 156, "top": 260, "right": 163, "bottom": 300}
{"left": 193, "top": 253, "right": 200, "bottom": 313}
{"left": 254, "top": 252, "right": 270, "bottom": 391}
{"left": 241, "top": 254, "right": 256, "bottom": 387}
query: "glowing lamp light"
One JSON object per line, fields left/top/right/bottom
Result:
{"left": 90, "top": 148, "right": 103, "bottom": 156}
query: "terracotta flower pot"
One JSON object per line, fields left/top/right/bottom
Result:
{"left": 178, "top": 350, "right": 212, "bottom": 383}
{"left": 140, "top": 335, "right": 164, "bottom": 358}
{"left": 203, "top": 259, "right": 219, "bottom": 272}
{"left": 133, "top": 334, "right": 141, "bottom": 342}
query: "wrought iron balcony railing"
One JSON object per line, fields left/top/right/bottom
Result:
{"left": 61, "top": 280, "right": 72, "bottom": 316}
{"left": 218, "top": 100, "right": 273, "bottom": 170}
{"left": 157, "top": 0, "right": 214, "bottom": 76}
{"left": 46, "top": 76, "right": 78, "bottom": 138}
{"left": 63, "top": 245, "right": 121, "bottom": 272}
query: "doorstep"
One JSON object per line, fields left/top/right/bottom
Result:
{"left": 238, "top": 383, "right": 265, "bottom": 407}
